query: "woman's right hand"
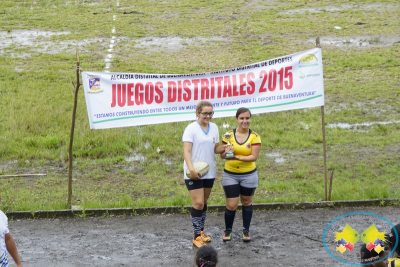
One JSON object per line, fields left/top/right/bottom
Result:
{"left": 225, "top": 145, "right": 234, "bottom": 153}
{"left": 189, "top": 169, "right": 201, "bottom": 180}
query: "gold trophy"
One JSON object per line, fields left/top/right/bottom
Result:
{"left": 223, "top": 132, "right": 235, "bottom": 159}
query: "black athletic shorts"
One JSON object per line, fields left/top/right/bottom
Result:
{"left": 223, "top": 184, "right": 256, "bottom": 198}
{"left": 185, "top": 179, "right": 215, "bottom": 191}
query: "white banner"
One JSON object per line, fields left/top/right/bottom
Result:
{"left": 82, "top": 48, "right": 324, "bottom": 129}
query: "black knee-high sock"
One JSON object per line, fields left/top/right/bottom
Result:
{"left": 201, "top": 204, "right": 207, "bottom": 231}
{"left": 224, "top": 208, "right": 236, "bottom": 231}
{"left": 242, "top": 204, "right": 253, "bottom": 231}
{"left": 191, "top": 207, "right": 203, "bottom": 238}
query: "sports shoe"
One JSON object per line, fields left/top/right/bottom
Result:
{"left": 201, "top": 231, "right": 211, "bottom": 243}
{"left": 242, "top": 230, "right": 251, "bottom": 242}
{"left": 222, "top": 230, "right": 232, "bottom": 241}
{"left": 193, "top": 235, "right": 206, "bottom": 248}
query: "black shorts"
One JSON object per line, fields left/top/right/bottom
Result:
{"left": 223, "top": 184, "right": 256, "bottom": 198}
{"left": 185, "top": 179, "right": 215, "bottom": 191}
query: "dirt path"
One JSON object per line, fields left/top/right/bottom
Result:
{"left": 7, "top": 206, "right": 400, "bottom": 267}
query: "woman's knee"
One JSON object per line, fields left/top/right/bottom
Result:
{"left": 240, "top": 196, "right": 253, "bottom": 206}
{"left": 192, "top": 202, "right": 204, "bottom": 210}
{"left": 226, "top": 199, "right": 239, "bottom": 210}
{"left": 226, "top": 204, "right": 238, "bottom": 211}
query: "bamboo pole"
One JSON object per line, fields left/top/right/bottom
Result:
{"left": 67, "top": 49, "right": 81, "bottom": 209}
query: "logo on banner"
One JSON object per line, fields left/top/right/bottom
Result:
{"left": 88, "top": 75, "right": 103, "bottom": 94}
{"left": 299, "top": 54, "right": 318, "bottom": 68}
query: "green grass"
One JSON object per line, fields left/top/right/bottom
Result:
{"left": 0, "top": 0, "right": 400, "bottom": 211}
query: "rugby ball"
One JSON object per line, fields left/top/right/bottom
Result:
{"left": 186, "top": 162, "right": 210, "bottom": 178}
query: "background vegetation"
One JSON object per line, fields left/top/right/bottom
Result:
{"left": 0, "top": 0, "right": 399, "bottom": 211}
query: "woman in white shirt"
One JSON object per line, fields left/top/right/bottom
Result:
{"left": 182, "top": 101, "right": 225, "bottom": 248}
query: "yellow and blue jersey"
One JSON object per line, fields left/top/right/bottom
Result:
{"left": 222, "top": 129, "right": 261, "bottom": 173}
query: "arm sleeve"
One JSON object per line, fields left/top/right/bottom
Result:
{"left": 4, "top": 215, "right": 9, "bottom": 234}
{"left": 251, "top": 132, "right": 261, "bottom": 146}
{"left": 213, "top": 123, "right": 220, "bottom": 144}
{"left": 182, "top": 124, "right": 194, "bottom": 143}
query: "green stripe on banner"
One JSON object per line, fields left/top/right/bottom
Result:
{"left": 93, "top": 94, "right": 323, "bottom": 124}
{"left": 251, "top": 94, "right": 323, "bottom": 110}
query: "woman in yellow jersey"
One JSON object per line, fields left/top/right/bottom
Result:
{"left": 220, "top": 107, "right": 261, "bottom": 242}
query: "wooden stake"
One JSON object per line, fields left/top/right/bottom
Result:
{"left": 316, "top": 37, "right": 327, "bottom": 201}
{"left": 321, "top": 106, "right": 328, "bottom": 201}
{"left": 0, "top": 173, "right": 47, "bottom": 178}
{"left": 67, "top": 49, "right": 81, "bottom": 209}
{"left": 328, "top": 169, "right": 334, "bottom": 201}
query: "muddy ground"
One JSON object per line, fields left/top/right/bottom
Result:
{"left": 7, "top": 205, "right": 400, "bottom": 267}
{"left": 2, "top": 2, "right": 400, "bottom": 267}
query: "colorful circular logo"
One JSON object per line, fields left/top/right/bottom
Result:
{"left": 299, "top": 54, "right": 318, "bottom": 63}
{"left": 322, "top": 212, "right": 398, "bottom": 266}
{"left": 298, "top": 54, "right": 319, "bottom": 68}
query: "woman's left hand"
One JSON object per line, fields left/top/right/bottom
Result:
{"left": 226, "top": 156, "right": 240, "bottom": 160}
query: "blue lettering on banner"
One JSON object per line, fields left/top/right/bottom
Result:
{"left": 150, "top": 108, "right": 162, "bottom": 113}
{"left": 223, "top": 100, "right": 241, "bottom": 106}
{"left": 185, "top": 105, "right": 196, "bottom": 110}
{"left": 258, "top": 96, "right": 276, "bottom": 102}
{"left": 94, "top": 112, "right": 115, "bottom": 119}
{"left": 282, "top": 91, "right": 316, "bottom": 100}
{"left": 94, "top": 110, "right": 159, "bottom": 118}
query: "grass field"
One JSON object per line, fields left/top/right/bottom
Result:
{"left": 0, "top": 0, "right": 399, "bottom": 211}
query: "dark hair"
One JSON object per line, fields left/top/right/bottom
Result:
{"left": 360, "top": 243, "right": 388, "bottom": 263}
{"left": 236, "top": 107, "right": 251, "bottom": 118}
{"left": 385, "top": 223, "right": 400, "bottom": 254}
{"left": 195, "top": 245, "right": 218, "bottom": 267}
{"left": 196, "top": 101, "right": 213, "bottom": 116}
